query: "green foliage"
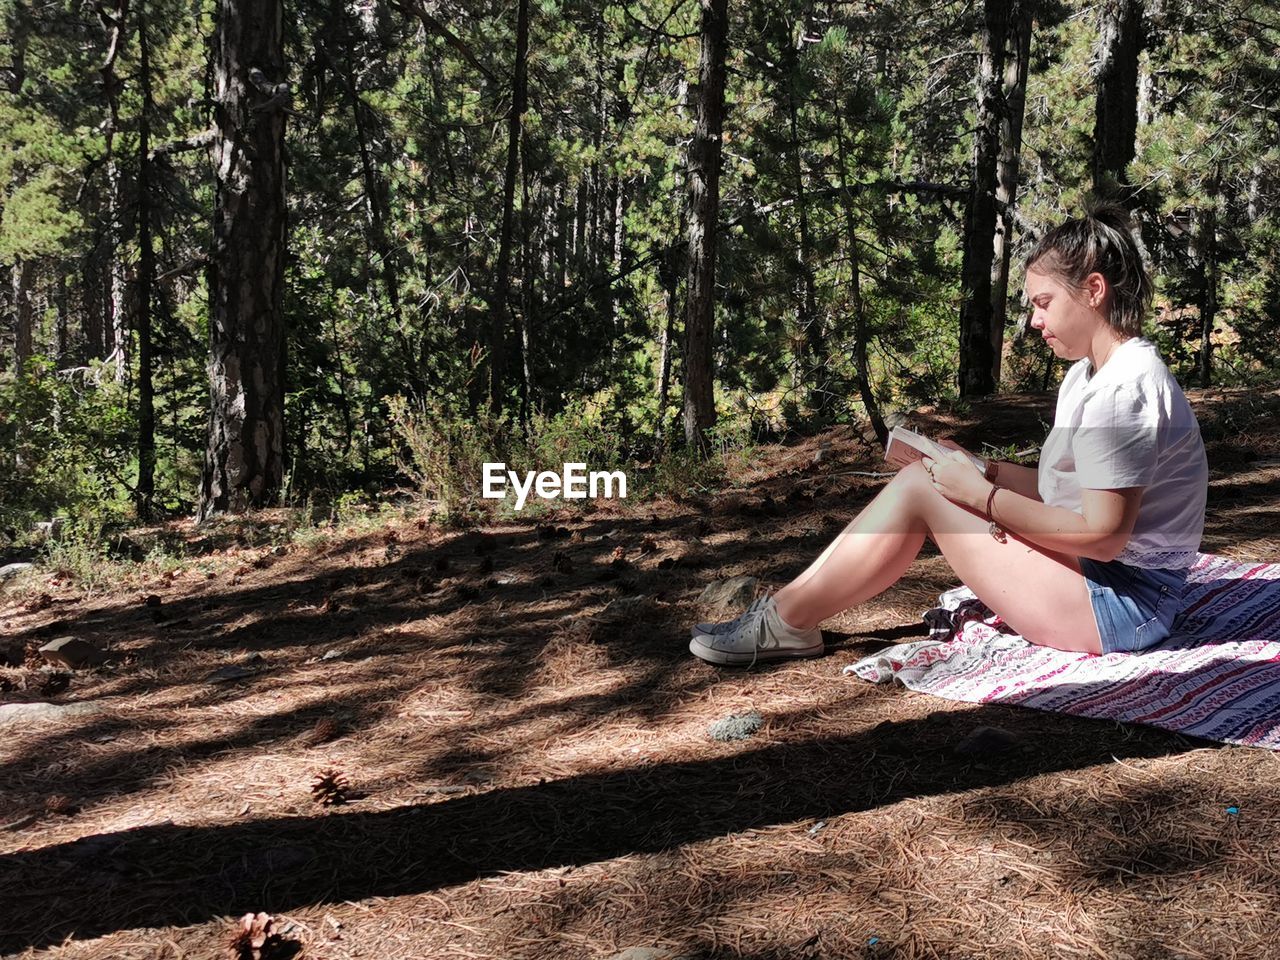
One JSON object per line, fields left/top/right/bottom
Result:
{"left": 387, "top": 393, "right": 516, "bottom": 511}
{"left": 0, "top": 360, "right": 134, "bottom": 532}
{"left": 388, "top": 387, "right": 645, "bottom": 513}
{"left": 0, "top": 167, "right": 83, "bottom": 261}
{"left": 2, "top": 0, "right": 1277, "bottom": 536}
{"left": 40, "top": 515, "right": 117, "bottom": 592}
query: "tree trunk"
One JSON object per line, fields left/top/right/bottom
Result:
{"left": 518, "top": 129, "right": 534, "bottom": 425}
{"left": 958, "top": 0, "right": 1008, "bottom": 398}
{"left": 136, "top": 0, "right": 156, "bottom": 518}
{"left": 655, "top": 243, "right": 680, "bottom": 454}
{"left": 12, "top": 259, "right": 34, "bottom": 370}
{"left": 573, "top": 179, "right": 587, "bottom": 267}
{"left": 81, "top": 218, "right": 106, "bottom": 362}
{"left": 199, "top": 0, "right": 289, "bottom": 520}
{"left": 346, "top": 62, "right": 420, "bottom": 394}
{"left": 1195, "top": 185, "right": 1218, "bottom": 388}
{"left": 989, "top": 0, "right": 1032, "bottom": 386}
{"left": 107, "top": 158, "right": 129, "bottom": 381}
{"left": 1093, "top": 0, "right": 1143, "bottom": 199}
{"left": 487, "top": 0, "right": 529, "bottom": 408}
{"left": 785, "top": 63, "right": 822, "bottom": 414}
{"left": 101, "top": 0, "right": 129, "bottom": 382}
{"left": 604, "top": 173, "right": 620, "bottom": 342}
{"left": 682, "top": 0, "right": 729, "bottom": 453}
{"left": 554, "top": 180, "right": 568, "bottom": 291}
{"left": 55, "top": 275, "right": 69, "bottom": 362}
{"left": 834, "top": 107, "right": 887, "bottom": 447}
{"left": 589, "top": 14, "right": 605, "bottom": 272}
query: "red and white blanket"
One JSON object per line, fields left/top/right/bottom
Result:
{"left": 844, "top": 553, "right": 1280, "bottom": 750}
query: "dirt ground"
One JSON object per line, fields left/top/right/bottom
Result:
{"left": 4, "top": 386, "right": 1280, "bottom": 960}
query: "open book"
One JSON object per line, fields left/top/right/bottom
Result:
{"left": 884, "top": 425, "right": 986, "bottom": 473}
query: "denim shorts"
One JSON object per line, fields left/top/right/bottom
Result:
{"left": 1079, "top": 558, "right": 1189, "bottom": 655}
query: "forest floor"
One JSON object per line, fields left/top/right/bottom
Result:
{"left": 4, "top": 385, "right": 1280, "bottom": 960}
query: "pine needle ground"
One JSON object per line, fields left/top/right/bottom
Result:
{"left": 2, "top": 388, "right": 1280, "bottom": 959}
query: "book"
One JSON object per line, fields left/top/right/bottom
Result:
{"left": 883, "top": 425, "right": 986, "bottom": 473}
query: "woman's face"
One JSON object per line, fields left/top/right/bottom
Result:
{"left": 1023, "top": 268, "right": 1110, "bottom": 362}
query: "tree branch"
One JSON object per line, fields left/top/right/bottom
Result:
{"left": 389, "top": 0, "right": 497, "bottom": 85}
{"left": 149, "top": 127, "right": 216, "bottom": 159}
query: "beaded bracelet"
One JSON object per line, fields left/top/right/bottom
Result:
{"left": 986, "top": 485, "right": 1007, "bottom": 543}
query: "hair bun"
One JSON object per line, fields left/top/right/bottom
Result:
{"left": 1084, "top": 198, "right": 1135, "bottom": 234}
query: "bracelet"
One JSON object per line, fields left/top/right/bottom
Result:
{"left": 986, "top": 485, "right": 1007, "bottom": 543}
{"left": 983, "top": 458, "right": 999, "bottom": 483}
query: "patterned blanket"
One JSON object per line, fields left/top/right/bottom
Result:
{"left": 844, "top": 553, "right": 1280, "bottom": 750}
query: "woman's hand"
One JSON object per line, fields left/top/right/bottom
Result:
{"left": 935, "top": 438, "right": 972, "bottom": 457}
{"left": 922, "top": 449, "right": 990, "bottom": 511}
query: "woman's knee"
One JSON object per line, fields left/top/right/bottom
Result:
{"left": 889, "top": 460, "right": 935, "bottom": 501}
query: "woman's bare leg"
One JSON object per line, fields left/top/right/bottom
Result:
{"left": 773, "top": 461, "right": 1103, "bottom": 654}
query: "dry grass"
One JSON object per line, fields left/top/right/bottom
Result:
{"left": 2, "top": 387, "right": 1280, "bottom": 959}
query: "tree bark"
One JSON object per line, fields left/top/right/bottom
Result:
{"left": 12, "top": 259, "right": 34, "bottom": 370}
{"left": 81, "top": 212, "right": 106, "bottom": 362}
{"left": 682, "top": 0, "right": 729, "bottom": 453}
{"left": 100, "top": 0, "right": 130, "bottom": 382}
{"left": 518, "top": 129, "right": 534, "bottom": 425}
{"left": 958, "top": 0, "right": 1008, "bottom": 397}
{"left": 487, "top": 0, "right": 529, "bottom": 408}
{"left": 199, "top": 0, "right": 289, "bottom": 520}
{"left": 1093, "top": 0, "right": 1143, "bottom": 200}
{"left": 349, "top": 73, "right": 405, "bottom": 335}
{"left": 784, "top": 52, "right": 822, "bottom": 414}
{"left": 554, "top": 180, "right": 568, "bottom": 292}
{"left": 55, "top": 275, "right": 69, "bottom": 362}
{"left": 834, "top": 107, "right": 887, "bottom": 447}
{"left": 136, "top": 0, "right": 156, "bottom": 517}
{"left": 1195, "top": 181, "right": 1218, "bottom": 388}
{"left": 655, "top": 243, "right": 681, "bottom": 454}
{"left": 107, "top": 158, "right": 129, "bottom": 380}
{"left": 989, "top": 0, "right": 1032, "bottom": 386}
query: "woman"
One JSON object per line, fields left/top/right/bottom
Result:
{"left": 690, "top": 203, "right": 1208, "bottom": 663}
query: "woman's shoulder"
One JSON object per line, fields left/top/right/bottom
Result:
{"left": 1092, "top": 338, "right": 1174, "bottom": 393}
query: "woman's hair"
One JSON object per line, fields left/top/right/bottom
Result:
{"left": 1025, "top": 201, "right": 1154, "bottom": 337}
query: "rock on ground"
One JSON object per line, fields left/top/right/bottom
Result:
{"left": 697, "top": 576, "right": 758, "bottom": 614}
{"left": 0, "top": 562, "right": 34, "bottom": 580}
{"left": 0, "top": 701, "right": 103, "bottom": 729}
{"left": 38, "top": 637, "right": 109, "bottom": 669}
{"left": 708, "top": 710, "right": 765, "bottom": 742}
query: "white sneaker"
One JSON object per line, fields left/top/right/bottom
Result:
{"left": 692, "top": 596, "right": 769, "bottom": 638}
{"left": 689, "top": 595, "right": 824, "bottom": 666}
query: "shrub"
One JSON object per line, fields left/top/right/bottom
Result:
{"left": 0, "top": 359, "right": 133, "bottom": 533}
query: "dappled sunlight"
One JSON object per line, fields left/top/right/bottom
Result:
{"left": 5, "top": 391, "right": 1280, "bottom": 957}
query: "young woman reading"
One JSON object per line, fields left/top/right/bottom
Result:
{"left": 690, "top": 204, "right": 1208, "bottom": 664}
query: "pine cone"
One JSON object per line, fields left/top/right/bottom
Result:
{"left": 45, "top": 794, "right": 76, "bottom": 815}
{"left": 23, "top": 593, "right": 52, "bottom": 613}
{"left": 38, "top": 672, "right": 71, "bottom": 697}
{"left": 310, "top": 768, "right": 349, "bottom": 806}
{"left": 23, "top": 643, "right": 44, "bottom": 669}
{"left": 227, "top": 912, "right": 293, "bottom": 960}
{"left": 307, "top": 717, "right": 340, "bottom": 745}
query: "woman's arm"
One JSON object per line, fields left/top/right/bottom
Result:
{"left": 988, "top": 461, "right": 1042, "bottom": 501}
{"left": 937, "top": 440, "right": 1042, "bottom": 502}
{"left": 928, "top": 450, "right": 1143, "bottom": 562}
